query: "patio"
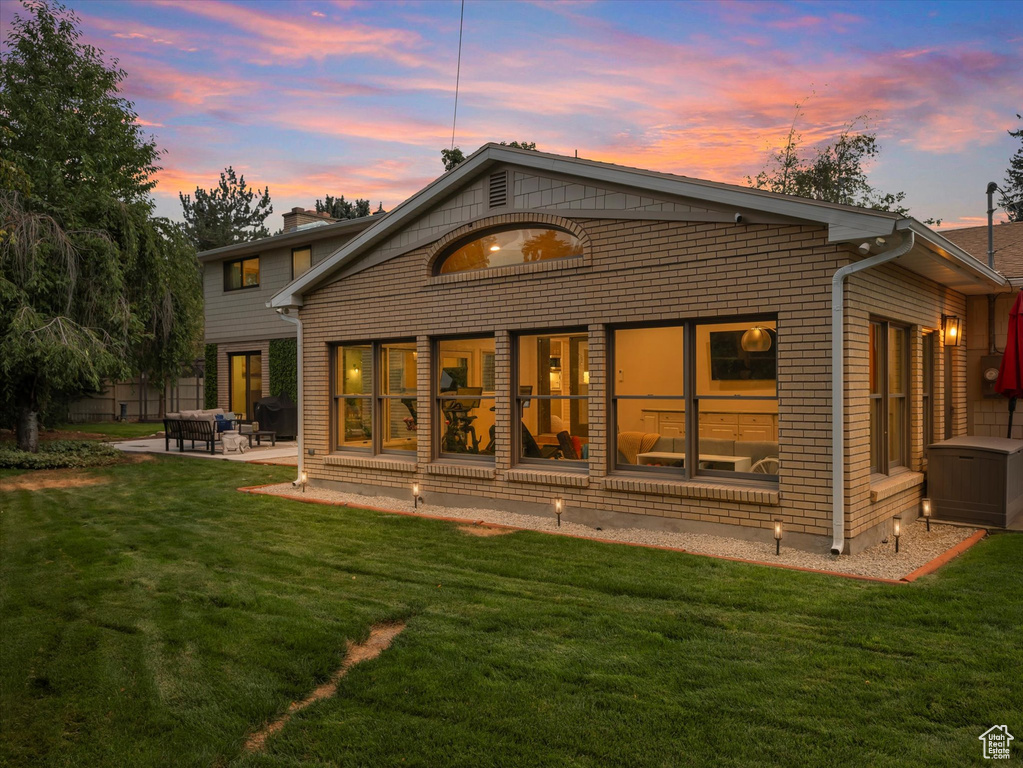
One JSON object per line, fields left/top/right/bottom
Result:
{"left": 113, "top": 435, "right": 298, "bottom": 464}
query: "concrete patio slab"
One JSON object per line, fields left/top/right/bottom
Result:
{"left": 114, "top": 437, "right": 298, "bottom": 464}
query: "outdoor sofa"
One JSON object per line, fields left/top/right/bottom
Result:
{"left": 163, "top": 409, "right": 233, "bottom": 454}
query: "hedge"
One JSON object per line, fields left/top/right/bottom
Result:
{"left": 0, "top": 440, "right": 123, "bottom": 469}
{"left": 204, "top": 343, "right": 218, "bottom": 409}
{"left": 269, "top": 337, "right": 298, "bottom": 403}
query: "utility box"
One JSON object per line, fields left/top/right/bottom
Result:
{"left": 927, "top": 436, "right": 1023, "bottom": 528}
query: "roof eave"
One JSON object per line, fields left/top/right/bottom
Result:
{"left": 197, "top": 216, "right": 377, "bottom": 263}
{"left": 897, "top": 219, "right": 1011, "bottom": 292}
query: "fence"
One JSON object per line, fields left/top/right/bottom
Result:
{"left": 66, "top": 375, "right": 206, "bottom": 423}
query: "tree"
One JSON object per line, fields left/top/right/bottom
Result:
{"left": 1001, "top": 113, "right": 1023, "bottom": 222}
{"left": 747, "top": 106, "right": 908, "bottom": 215}
{"left": 441, "top": 141, "right": 538, "bottom": 171}
{"left": 0, "top": 1, "right": 202, "bottom": 451}
{"left": 179, "top": 166, "right": 273, "bottom": 251}
{"left": 315, "top": 194, "right": 371, "bottom": 220}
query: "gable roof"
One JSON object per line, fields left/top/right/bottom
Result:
{"left": 941, "top": 221, "right": 1023, "bottom": 279}
{"left": 270, "top": 144, "right": 1009, "bottom": 308}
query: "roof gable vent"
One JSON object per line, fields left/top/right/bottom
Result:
{"left": 488, "top": 171, "right": 508, "bottom": 209}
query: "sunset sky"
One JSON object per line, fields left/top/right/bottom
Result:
{"left": 6, "top": 0, "right": 1021, "bottom": 230}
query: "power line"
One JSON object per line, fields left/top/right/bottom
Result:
{"left": 450, "top": 0, "right": 465, "bottom": 151}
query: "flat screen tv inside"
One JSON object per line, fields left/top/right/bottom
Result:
{"left": 709, "top": 330, "right": 777, "bottom": 381}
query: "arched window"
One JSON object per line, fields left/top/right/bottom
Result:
{"left": 435, "top": 226, "right": 584, "bottom": 275}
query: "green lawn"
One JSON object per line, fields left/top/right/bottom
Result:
{"left": 1, "top": 457, "right": 1019, "bottom": 767}
{"left": 52, "top": 421, "right": 163, "bottom": 440}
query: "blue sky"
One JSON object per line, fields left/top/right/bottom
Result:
{"left": 4, "top": 0, "right": 1020, "bottom": 229}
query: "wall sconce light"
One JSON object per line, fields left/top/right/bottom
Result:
{"left": 554, "top": 498, "right": 563, "bottom": 527}
{"left": 583, "top": 370, "right": 590, "bottom": 385}
{"left": 741, "top": 326, "right": 773, "bottom": 353}
{"left": 300, "top": 471, "right": 308, "bottom": 494}
{"left": 921, "top": 498, "right": 931, "bottom": 532}
{"left": 773, "top": 519, "right": 783, "bottom": 556}
{"left": 893, "top": 515, "right": 902, "bottom": 553}
{"left": 941, "top": 315, "right": 961, "bottom": 347}
{"left": 413, "top": 482, "right": 421, "bottom": 511}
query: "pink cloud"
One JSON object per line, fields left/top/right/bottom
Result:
{"left": 150, "top": 0, "right": 432, "bottom": 68}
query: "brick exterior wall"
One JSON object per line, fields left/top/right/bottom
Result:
{"left": 298, "top": 214, "right": 968, "bottom": 552}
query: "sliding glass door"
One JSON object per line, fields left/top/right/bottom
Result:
{"left": 229, "top": 352, "right": 262, "bottom": 420}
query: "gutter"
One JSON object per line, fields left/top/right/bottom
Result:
{"left": 275, "top": 307, "right": 305, "bottom": 486}
{"left": 830, "top": 230, "right": 915, "bottom": 555}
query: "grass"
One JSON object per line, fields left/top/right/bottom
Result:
{"left": 52, "top": 421, "right": 163, "bottom": 440}
{"left": 1, "top": 457, "right": 1020, "bottom": 767}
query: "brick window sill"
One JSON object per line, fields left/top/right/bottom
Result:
{"left": 323, "top": 454, "right": 416, "bottom": 473}
{"left": 505, "top": 468, "right": 590, "bottom": 488}
{"left": 869, "top": 471, "right": 924, "bottom": 502}
{"left": 425, "top": 461, "right": 496, "bottom": 480}
{"left": 603, "top": 475, "right": 780, "bottom": 505}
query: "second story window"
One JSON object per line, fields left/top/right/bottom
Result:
{"left": 292, "top": 246, "right": 311, "bottom": 279}
{"left": 224, "top": 257, "right": 260, "bottom": 291}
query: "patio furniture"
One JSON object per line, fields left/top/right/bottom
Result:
{"left": 245, "top": 430, "right": 277, "bottom": 448}
{"left": 179, "top": 418, "right": 218, "bottom": 454}
{"left": 163, "top": 418, "right": 184, "bottom": 451}
{"left": 221, "top": 430, "right": 248, "bottom": 454}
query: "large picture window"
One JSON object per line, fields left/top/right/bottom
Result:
{"left": 437, "top": 337, "right": 496, "bottom": 458}
{"left": 870, "top": 320, "right": 909, "bottom": 474}
{"left": 332, "top": 342, "right": 418, "bottom": 453}
{"left": 224, "top": 256, "right": 259, "bottom": 291}
{"left": 517, "top": 331, "right": 588, "bottom": 464}
{"left": 436, "top": 226, "right": 583, "bottom": 275}
{"left": 612, "top": 319, "right": 779, "bottom": 481}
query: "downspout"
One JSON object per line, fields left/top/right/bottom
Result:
{"left": 831, "top": 230, "right": 915, "bottom": 555}
{"left": 987, "top": 182, "right": 998, "bottom": 354}
{"left": 277, "top": 308, "right": 304, "bottom": 485}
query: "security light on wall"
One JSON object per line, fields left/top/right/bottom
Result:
{"left": 941, "top": 315, "right": 961, "bottom": 347}
{"left": 741, "top": 326, "right": 773, "bottom": 353}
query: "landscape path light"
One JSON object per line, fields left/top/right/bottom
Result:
{"left": 893, "top": 515, "right": 902, "bottom": 553}
{"left": 921, "top": 498, "right": 932, "bottom": 532}
{"left": 554, "top": 498, "right": 563, "bottom": 528}
{"left": 413, "top": 482, "right": 422, "bottom": 511}
{"left": 774, "top": 519, "right": 783, "bottom": 556}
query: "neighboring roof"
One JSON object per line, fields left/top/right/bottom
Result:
{"left": 941, "top": 221, "right": 1023, "bottom": 278}
{"left": 271, "top": 143, "right": 1009, "bottom": 307}
{"left": 196, "top": 214, "right": 377, "bottom": 263}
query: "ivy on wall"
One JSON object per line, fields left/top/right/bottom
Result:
{"left": 204, "top": 343, "right": 218, "bottom": 409}
{"left": 269, "top": 337, "right": 298, "bottom": 403}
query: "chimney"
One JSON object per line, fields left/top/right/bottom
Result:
{"left": 283, "top": 207, "right": 337, "bottom": 232}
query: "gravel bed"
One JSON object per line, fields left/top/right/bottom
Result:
{"left": 252, "top": 483, "right": 981, "bottom": 581}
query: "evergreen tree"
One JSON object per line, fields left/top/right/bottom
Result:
{"left": 1001, "top": 113, "right": 1023, "bottom": 222}
{"left": 179, "top": 166, "right": 273, "bottom": 251}
{"left": 314, "top": 194, "right": 371, "bottom": 220}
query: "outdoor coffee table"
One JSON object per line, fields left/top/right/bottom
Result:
{"left": 246, "top": 430, "right": 277, "bottom": 447}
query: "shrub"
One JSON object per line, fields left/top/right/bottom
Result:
{"left": 0, "top": 440, "right": 123, "bottom": 469}
{"left": 269, "top": 337, "right": 298, "bottom": 403}
{"left": 204, "top": 343, "right": 218, "bottom": 409}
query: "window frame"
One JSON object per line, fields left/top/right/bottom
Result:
{"left": 433, "top": 224, "right": 584, "bottom": 276}
{"left": 609, "top": 317, "right": 779, "bottom": 484}
{"left": 330, "top": 340, "right": 418, "bottom": 455}
{"left": 869, "top": 318, "right": 911, "bottom": 475}
{"left": 513, "top": 328, "right": 589, "bottom": 469}
{"left": 291, "top": 245, "right": 312, "bottom": 280}
{"left": 434, "top": 335, "right": 496, "bottom": 463}
{"left": 223, "top": 256, "right": 260, "bottom": 292}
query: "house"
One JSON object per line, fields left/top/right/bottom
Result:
{"left": 941, "top": 221, "right": 1023, "bottom": 438}
{"left": 266, "top": 144, "right": 1010, "bottom": 553}
{"left": 198, "top": 208, "right": 378, "bottom": 419}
